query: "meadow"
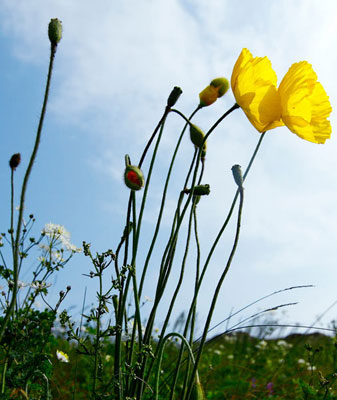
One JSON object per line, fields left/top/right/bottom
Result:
{"left": 45, "top": 326, "right": 337, "bottom": 399}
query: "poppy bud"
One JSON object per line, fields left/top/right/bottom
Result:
{"left": 190, "top": 124, "right": 206, "bottom": 148}
{"left": 124, "top": 166, "right": 145, "bottom": 191}
{"left": 231, "top": 164, "right": 243, "bottom": 189}
{"left": 9, "top": 153, "right": 21, "bottom": 170}
{"left": 167, "top": 86, "right": 183, "bottom": 108}
{"left": 210, "top": 77, "right": 229, "bottom": 97}
{"left": 199, "top": 85, "right": 218, "bottom": 107}
{"left": 185, "top": 184, "right": 210, "bottom": 196}
{"left": 199, "top": 77, "right": 229, "bottom": 107}
{"left": 48, "top": 18, "right": 62, "bottom": 46}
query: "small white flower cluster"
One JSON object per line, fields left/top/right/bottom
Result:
{"left": 9, "top": 280, "right": 51, "bottom": 290}
{"left": 276, "top": 339, "right": 293, "bottom": 349}
{"left": 41, "top": 223, "right": 81, "bottom": 253}
{"left": 255, "top": 340, "right": 268, "bottom": 350}
{"left": 297, "top": 358, "right": 316, "bottom": 371}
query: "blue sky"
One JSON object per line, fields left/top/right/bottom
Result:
{"left": 1, "top": 0, "right": 337, "bottom": 338}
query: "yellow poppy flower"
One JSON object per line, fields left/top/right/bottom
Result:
{"left": 231, "top": 48, "right": 283, "bottom": 132}
{"left": 231, "top": 49, "right": 332, "bottom": 144}
{"left": 278, "top": 61, "right": 332, "bottom": 144}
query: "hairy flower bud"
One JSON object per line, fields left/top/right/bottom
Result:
{"left": 167, "top": 86, "right": 183, "bottom": 108}
{"left": 199, "top": 77, "right": 229, "bottom": 107}
{"left": 48, "top": 18, "right": 62, "bottom": 46}
{"left": 190, "top": 124, "right": 206, "bottom": 148}
{"left": 231, "top": 164, "right": 243, "bottom": 189}
{"left": 124, "top": 166, "right": 145, "bottom": 191}
{"left": 9, "top": 153, "right": 21, "bottom": 170}
{"left": 210, "top": 77, "right": 229, "bottom": 97}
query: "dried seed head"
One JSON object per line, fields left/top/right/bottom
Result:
{"left": 9, "top": 153, "right": 21, "bottom": 170}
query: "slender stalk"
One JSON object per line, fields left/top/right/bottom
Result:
{"left": 154, "top": 333, "right": 195, "bottom": 400}
{"left": 185, "top": 186, "right": 245, "bottom": 399}
{"left": 10, "top": 170, "right": 15, "bottom": 259}
{"left": 141, "top": 106, "right": 240, "bottom": 393}
{"left": 93, "top": 271, "right": 103, "bottom": 397}
{"left": 72, "top": 287, "right": 87, "bottom": 400}
{"left": 0, "top": 44, "right": 58, "bottom": 342}
{"left": 181, "top": 132, "right": 266, "bottom": 345}
{"left": 138, "top": 107, "right": 200, "bottom": 299}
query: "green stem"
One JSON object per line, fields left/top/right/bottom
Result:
{"left": 154, "top": 333, "right": 195, "bottom": 400}
{"left": 10, "top": 170, "right": 14, "bottom": 260}
{"left": 0, "top": 44, "right": 57, "bottom": 342}
{"left": 138, "top": 107, "right": 200, "bottom": 299}
{"left": 93, "top": 270, "right": 103, "bottom": 397}
{"left": 185, "top": 186, "right": 245, "bottom": 399}
{"left": 1, "top": 358, "right": 7, "bottom": 394}
{"left": 181, "top": 132, "right": 266, "bottom": 347}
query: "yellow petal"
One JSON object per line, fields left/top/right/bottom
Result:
{"left": 231, "top": 48, "right": 283, "bottom": 132}
{"left": 279, "top": 62, "right": 332, "bottom": 143}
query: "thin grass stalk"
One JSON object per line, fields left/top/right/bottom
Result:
{"left": 185, "top": 186, "right": 244, "bottom": 400}
{"left": 0, "top": 44, "right": 57, "bottom": 342}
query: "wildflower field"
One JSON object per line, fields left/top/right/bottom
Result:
{"left": 0, "top": 14, "right": 335, "bottom": 400}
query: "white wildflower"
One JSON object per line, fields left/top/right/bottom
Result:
{"left": 31, "top": 281, "right": 52, "bottom": 290}
{"left": 214, "top": 349, "right": 221, "bottom": 355}
{"left": 56, "top": 350, "right": 69, "bottom": 363}
{"left": 298, "top": 359, "right": 306, "bottom": 365}
{"left": 227, "top": 354, "right": 234, "bottom": 359}
{"left": 256, "top": 340, "right": 268, "bottom": 349}
{"left": 277, "top": 340, "right": 292, "bottom": 349}
{"left": 41, "top": 223, "right": 81, "bottom": 253}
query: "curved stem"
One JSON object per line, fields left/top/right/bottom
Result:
{"left": 154, "top": 332, "right": 195, "bottom": 400}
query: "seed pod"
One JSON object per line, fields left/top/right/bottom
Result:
{"left": 9, "top": 153, "right": 21, "bottom": 170}
{"left": 48, "top": 18, "right": 62, "bottom": 46}
{"left": 231, "top": 164, "right": 243, "bottom": 189}
{"left": 167, "top": 86, "right": 183, "bottom": 107}
{"left": 124, "top": 166, "right": 145, "bottom": 191}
